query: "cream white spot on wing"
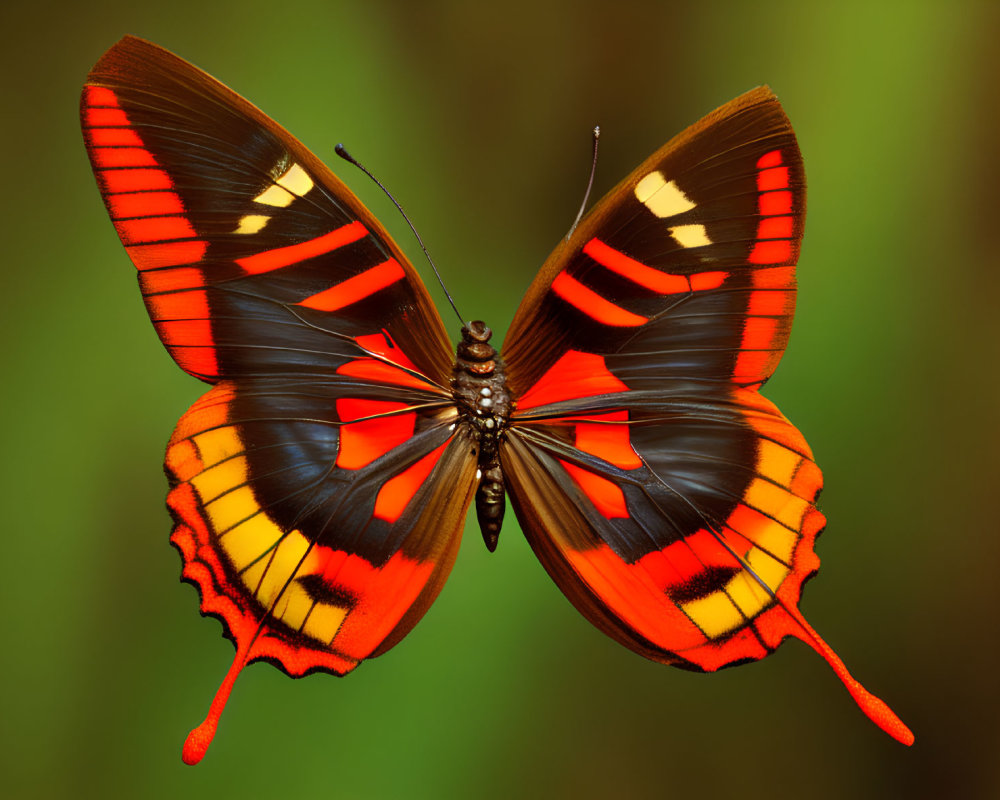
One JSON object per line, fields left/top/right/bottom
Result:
{"left": 253, "top": 183, "right": 295, "bottom": 207}
{"left": 235, "top": 214, "right": 271, "bottom": 234}
{"left": 669, "top": 223, "right": 711, "bottom": 248}
{"left": 253, "top": 162, "right": 315, "bottom": 207}
{"left": 634, "top": 172, "right": 696, "bottom": 218}
{"left": 277, "top": 163, "right": 314, "bottom": 196}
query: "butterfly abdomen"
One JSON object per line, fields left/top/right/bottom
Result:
{"left": 453, "top": 321, "right": 511, "bottom": 551}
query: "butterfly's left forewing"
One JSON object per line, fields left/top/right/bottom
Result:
{"left": 81, "top": 37, "right": 479, "bottom": 763}
{"left": 502, "top": 88, "right": 912, "bottom": 744}
{"left": 81, "top": 37, "right": 452, "bottom": 384}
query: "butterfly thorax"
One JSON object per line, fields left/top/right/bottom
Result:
{"left": 452, "top": 321, "right": 510, "bottom": 552}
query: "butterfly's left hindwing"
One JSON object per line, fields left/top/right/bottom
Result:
{"left": 167, "top": 378, "right": 476, "bottom": 675}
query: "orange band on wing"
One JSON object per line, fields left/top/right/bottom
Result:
{"left": 299, "top": 258, "right": 405, "bottom": 311}
{"left": 235, "top": 220, "right": 368, "bottom": 275}
{"left": 336, "top": 359, "right": 436, "bottom": 391}
{"left": 335, "top": 398, "right": 414, "bottom": 469}
{"left": 373, "top": 441, "right": 449, "bottom": 522}
{"left": 583, "top": 238, "right": 728, "bottom": 296}
{"left": 515, "top": 350, "right": 630, "bottom": 411}
{"left": 560, "top": 460, "right": 628, "bottom": 518}
{"left": 583, "top": 238, "right": 688, "bottom": 293}
{"left": 551, "top": 272, "right": 648, "bottom": 327}
{"left": 571, "top": 410, "right": 641, "bottom": 470}
{"left": 749, "top": 150, "right": 796, "bottom": 265}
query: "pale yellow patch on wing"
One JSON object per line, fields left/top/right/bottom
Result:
{"left": 219, "top": 513, "right": 284, "bottom": 571}
{"left": 745, "top": 548, "right": 791, "bottom": 595}
{"left": 277, "top": 163, "right": 314, "bottom": 196}
{"left": 729, "top": 552, "right": 787, "bottom": 617}
{"left": 756, "top": 440, "right": 801, "bottom": 487}
{"left": 204, "top": 485, "right": 259, "bottom": 533}
{"left": 253, "top": 162, "right": 315, "bottom": 207}
{"left": 669, "top": 224, "right": 711, "bottom": 248}
{"left": 191, "top": 455, "right": 248, "bottom": 505}
{"left": 274, "top": 581, "right": 316, "bottom": 630}
{"left": 253, "top": 183, "right": 295, "bottom": 207}
{"left": 634, "top": 171, "right": 667, "bottom": 203}
{"left": 193, "top": 426, "right": 242, "bottom": 469}
{"left": 745, "top": 478, "right": 809, "bottom": 530}
{"left": 303, "top": 602, "right": 350, "bottom": 643}
{"left": 681, "top": 550, "right": 789, "bottom": 637}
{"left": 245, "top": 528, "right": 317, "bottom": 607}
{"left": 748, "top": 517, "right": 798, "bottom": 565}
{"left": 634, "top": 172, "right": 696, "bottom": 218}
{"left": 681, "top": 590, "right": 743, "bottom": 638}
{"left": 235, "top": 214, "right": 271, "bottom": 234}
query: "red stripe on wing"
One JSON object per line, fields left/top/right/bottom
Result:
{"left": 563, "top": 543, "right": 708, "bottom": 651}
{"left": 757, "top": 215, "right": 794, "bottom": 239}
{"left": 757, "top": 166, "right": 790, "bottom": 192}
{"left": 82, "top": 86, "right": 208, "bottom": 278}
{"left": 139, "top": 267, "right": 204, "bottom": 294}
{"left": 559, "top": 461, "right": 629, "bottom": 518}
{"left": 735, "top": 150, "right": 800, "bottom": 382}
{"left": 126, "top": 241, "right": 208, "bottom": 270}
{"left": 374, "top": 441, "right": 449, "bottom": 522}
{"left": 116, "top": 215, "right": 197, "bottom": 244}
{"left": 551, "top": 272, "right": 648, "bottom": 327}
{"left": 583, "top": 238, "right": 688, "bottom": 293}
{"left": 318, "top": 549, "right": 437, "bottom": 659}
{"left": 299, "top": 259, "right": 406, "bottom": 312}
{"left": 570, "top": 410, "right": 641, "bottom": 470}
{"left": 145, "top": 289, "right": 218, "bottom": 376}
{"left": 85, "top": 107, "right": 129, "bottom": 126}
{"left": 749, "top": 240, "right": 792, "bottom": 265}
{"left": 90, "top": 146, "right": 159, "bottom": 168}
{"left": 336, "top": 359, "right": 437, "bottom": 391}
{"left": 109, "top": 191, "right": 184, "bottom": 219}
{"left": 746, "top": 290, "right": 790, "bottom": 316}
{"left": 335, "top": 398, "right": 415, "bottom": 470}
{"left": 97, "top": 168, "right": 174, "bottom": 193}
{"left": 354, "top": 331, "right": 420, "bottom": 371}
{"left": 583, "top": 238, "right": 728, "bottom": 296}
{"left": 87, "top": 126, "right": 143, "bottom": 146}
{"left": 749, "top": 150, "right": 797, "bottom": 266}
{"left": 335, "top": 330, "right": 438, "bottom": 390}
{"left": 235, "top": 220, "right": 368, "bottom": 275}
{"left": 516, "top": 350, "right": 630, "bottom": 411}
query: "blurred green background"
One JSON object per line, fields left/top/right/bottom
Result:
{"left": 2, "top": 0, "right": 997, "bottom": 797}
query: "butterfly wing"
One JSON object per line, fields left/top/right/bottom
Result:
{"left": 81, "top": 37, "right": 478, "bottom": 763}
{"left": 501, "top": 88, "right": 912, "bottom": 744}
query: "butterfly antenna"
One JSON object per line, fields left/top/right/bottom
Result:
{"left": 336, "top": 144, "right": 466, "bottom": 326}
{"left": 566, "top": 126, "right": 601, "bottom": 240}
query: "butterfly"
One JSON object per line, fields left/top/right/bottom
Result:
{"left": 81, "top": 36, "right": 912, "bottom": 763}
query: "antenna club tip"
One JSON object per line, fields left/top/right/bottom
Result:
{"left": 593, "top": 125, "right": 601, "bottom": 137}
{"left": 181, "top": 720, "right": 216, "bottom": 765}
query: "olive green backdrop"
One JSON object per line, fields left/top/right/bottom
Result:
{"left": 2, "top": 1, "right": 996, "bottom": 797}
